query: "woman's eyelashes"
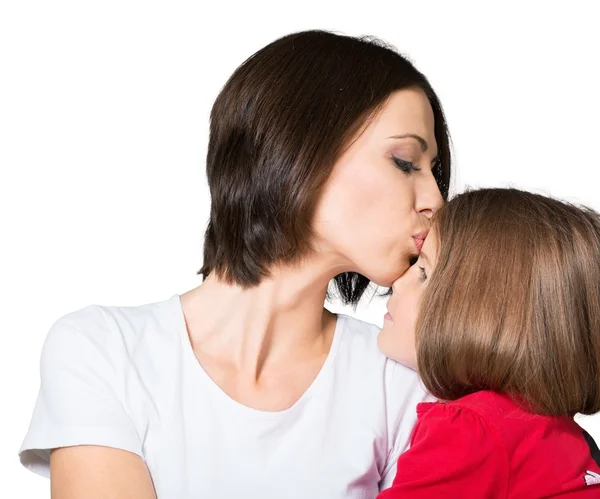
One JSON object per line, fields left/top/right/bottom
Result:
{"left": 392, "top": 155, "right": 421, "bottom": 174}
{"left": 418, "top": 266, "right": 428, "bottom": 282}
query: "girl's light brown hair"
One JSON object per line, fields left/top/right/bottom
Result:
{"left": 417, "top": 188, "right": 600, "bottom": 416}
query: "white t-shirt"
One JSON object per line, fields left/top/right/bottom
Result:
{"left": 20, "top": 295, "right": 430, "bottom": 499}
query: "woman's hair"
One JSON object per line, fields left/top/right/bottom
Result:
{"left": 200, "top": 30, "right": 451, "bottom": 305}
{"left": 417, "top": 188, "right": 600, "bottom": 416}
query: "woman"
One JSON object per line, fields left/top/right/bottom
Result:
{"left": 20, "top": 30, "right": 451, "bottom": 498}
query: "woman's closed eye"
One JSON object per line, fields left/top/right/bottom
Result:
{"left": 418, "top": 266, "right": 428, "bottom": 282}
{"left": 392, "top": 155, "right": 421, "bottom": 174}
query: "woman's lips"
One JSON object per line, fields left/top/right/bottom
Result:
{"left": 413, "top": 230, "right": 429, "bottom": 252}
{"left": 384, "top": 312, "right": 393, "bottom": 322}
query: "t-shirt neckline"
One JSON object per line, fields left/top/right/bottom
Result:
{"left": 170, "top": 294, "right": 344, "bottom": 419}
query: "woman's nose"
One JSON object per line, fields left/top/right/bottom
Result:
{"left": 416, "top": 173, "right": 444, "bottom": 219}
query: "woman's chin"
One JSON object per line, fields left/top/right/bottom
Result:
{"left": 365, "top": 263, "right": 411, "bottom": 287}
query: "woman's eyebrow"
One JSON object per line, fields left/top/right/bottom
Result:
{"left": 386, "top": 134, "right": 429, "bottom": 152}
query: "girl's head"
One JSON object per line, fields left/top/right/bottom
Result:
{"left": 200, "top": 30, "right": 451, "bottom": 304}
{"left": 379, "top": 188, "right": 600, "bottom": 416}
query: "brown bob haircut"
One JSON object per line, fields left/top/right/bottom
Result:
{"left": 417, "top": 188, "right": 600, "bottom": 416}
{"left": 200, "top": 30, "right": 451, "bottom": 305}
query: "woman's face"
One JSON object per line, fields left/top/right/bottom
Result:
{"left": 312, "top": 88, "right": 443, "bottom": 286}
{"left": 378, "top": 228, "right": 438, "bottom": 369}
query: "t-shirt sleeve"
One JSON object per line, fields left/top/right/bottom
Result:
{"left": 377, "top": 402, "right": 510, "bottom": 498}
{"left": 19, "top": 308, "right": 143, "bottom": 478}
{"left": 378, "top": 361, "right": 435, "bottom": 490}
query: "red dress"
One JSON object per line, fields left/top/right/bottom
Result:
{"left": 378, "top": 391, "right": 600, "bottom": 498}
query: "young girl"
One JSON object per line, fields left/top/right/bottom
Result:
{"left": 377, "top": 188, "right": 600, "bottom": 498}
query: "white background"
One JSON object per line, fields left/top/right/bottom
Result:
{"left": 1, "top": 1, "right": 599, "bottom": 497}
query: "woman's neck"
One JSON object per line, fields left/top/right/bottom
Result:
{"left": 180, "top": 255, "right": 348, "bottom": 380}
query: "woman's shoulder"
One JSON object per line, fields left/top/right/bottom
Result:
{"left": 336, "top": 312, "right": 423, "bottom": 370}
{"left": 333, "top": 313, "right": 430, "bottom": 405}
{"left": 51, "top": 294, "right": 181, "bottom": 337}
{"left": 334, "top": 314, "right": 388, "bottom": 370}
{"left": 336, "top": 313, "right": 380, "bottom": 333}
{"left": 332, "top": 315, "right": 431, "bottom": 486}
{"left": 334, "top": 313, "right": 380, "bottom": 352}
{"left": 335, "top": 314, "right": 416, "bottom": 375}
{"left": 19, "top": 297, "right": 182, "bottom": 478}
{"left": 42, "top": 295, "right": 184, "bottom": 371}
